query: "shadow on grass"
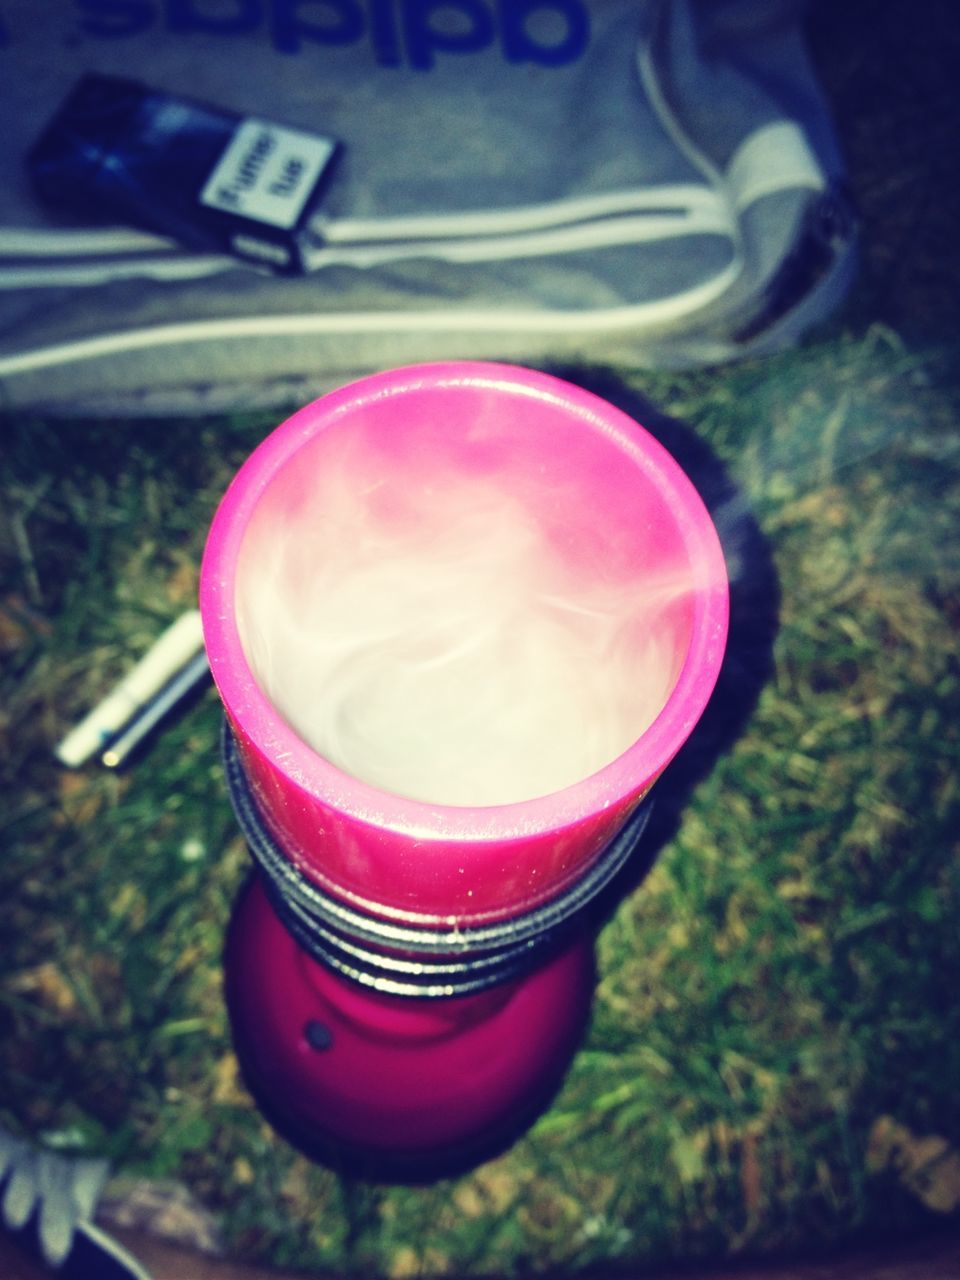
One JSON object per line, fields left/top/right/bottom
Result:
{"left": 548, "top": 365, "right": 781, "bottom": 902}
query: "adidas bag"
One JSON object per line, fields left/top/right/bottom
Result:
{"left": 0, "top": 0, "right": 856, "bottom": 415}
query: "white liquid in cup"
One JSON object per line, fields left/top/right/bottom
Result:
{"left": 235, "top": 434, "right": 691, "bottom": 807}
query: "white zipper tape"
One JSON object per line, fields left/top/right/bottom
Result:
{"left": 725, "top": 120, "right": 825, "bottom": 212}
{"left": 1, "top": 202, "right": 732, "bottom": 288}
{"left": 0, "top": 256, "right": 742, "bottom": 382}
{"left": 0, "top": 255, "right": 235, "bottom": 289}
{"left": 304, "top": 207, "right": 732, "bottom": 270}
{"left": 322, "top": 184, "right": 724, "bottom": 242}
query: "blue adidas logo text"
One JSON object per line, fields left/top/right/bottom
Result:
{"left": 63, "top": 1, "right": 591, "bottom": 70}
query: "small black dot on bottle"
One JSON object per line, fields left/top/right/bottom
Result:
{"left": 304, "top": 1020, "right": 334, "bottom": 1051}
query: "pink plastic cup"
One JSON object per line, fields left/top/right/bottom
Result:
{"left": 200, "top": 362, "right": 728, "bottom": 929}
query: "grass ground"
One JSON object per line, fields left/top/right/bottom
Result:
{"left": 2, "top": 1, "right": 959, "bottom": 1275}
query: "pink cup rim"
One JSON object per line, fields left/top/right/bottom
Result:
{"left": 199, "top": 362, "right": 729, "bottom": 843}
